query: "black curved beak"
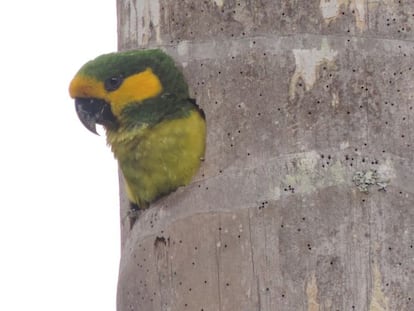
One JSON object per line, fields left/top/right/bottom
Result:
{"left": 75, "top": 98, "right": 117, "bottom": 135}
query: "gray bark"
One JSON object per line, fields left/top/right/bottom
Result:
{"left": 116, "top": 1, "right": 414, "bottom": 310}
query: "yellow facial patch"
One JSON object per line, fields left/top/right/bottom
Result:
{"left": 108, "top": 68, "right": 162, "bottom": 116}
{"left": 69, "top": 68, "right": 163, "bottom": 117}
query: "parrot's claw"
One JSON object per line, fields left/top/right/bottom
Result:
{"left": 127, "top": 203, "right": 142, "bottom": 229}
{"left": 127, "top": 210, "right": 140, "bottom": 229}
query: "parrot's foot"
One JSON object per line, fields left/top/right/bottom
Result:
{"left": 127, "top": 203, "right": 142, "bottom": 229}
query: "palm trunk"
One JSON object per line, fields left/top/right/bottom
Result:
{"left": 116, "top": 1, "right": 414, "bottom": 310}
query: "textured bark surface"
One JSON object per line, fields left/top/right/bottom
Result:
{"left": 116, "top": 1, "right": 414, "bottom": 310}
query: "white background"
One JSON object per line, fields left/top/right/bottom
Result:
{"left": 0, "top": 1, "right": 120, "bottom": 310}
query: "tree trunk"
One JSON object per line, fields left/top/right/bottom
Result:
{"left": 116, "top": 1, "right": 414, "bottom": 310}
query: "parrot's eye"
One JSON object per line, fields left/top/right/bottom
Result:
{"left": 104, "top": 75, "right": 124, "bottom": 91}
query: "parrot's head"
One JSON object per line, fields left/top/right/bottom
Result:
{"left": 69, "top": 49, "right": 189, "bottom": 134}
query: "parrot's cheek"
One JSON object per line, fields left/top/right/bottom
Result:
{"left": 75, "top": 98, "right": 117, "bottom": 135}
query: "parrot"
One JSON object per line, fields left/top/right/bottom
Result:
{"left": 69, "top": 49, "right": 206, "bottom": 222}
